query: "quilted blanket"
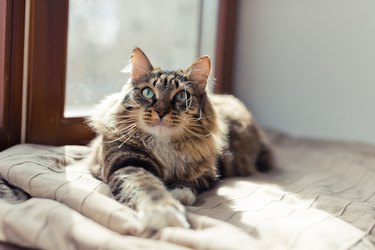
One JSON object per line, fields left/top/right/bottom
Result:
{"left": 0, "top": 131, "right": 374, "bottom": 249}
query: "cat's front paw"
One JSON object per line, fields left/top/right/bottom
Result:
{"left": 170, "top": 187, "right": 196, "bottom": 206}
{"left": 140, "top": 204, "right": 189, "bottom": 230}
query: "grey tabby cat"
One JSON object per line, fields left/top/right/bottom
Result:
{"left": 88, "top": 48, "right": 273, "bottom": 230}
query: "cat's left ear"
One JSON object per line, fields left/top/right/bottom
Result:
{"left": 130, "top": 47, "right": 153, "bottom": 80}
{"left": 186, "top": 56, "right": 211, "bottom": 91}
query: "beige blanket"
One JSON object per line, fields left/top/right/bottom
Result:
{"left": 0, "top": 131, "right": 374, "bottom": 249}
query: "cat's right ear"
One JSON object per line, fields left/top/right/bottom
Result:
{"left": 130, "top": 48, "right": 153, "bottom": 80}
{"left": 186, "top": 56, "right": 211, "bottom": 91}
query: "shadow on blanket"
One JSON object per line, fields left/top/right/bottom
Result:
{"left": 190, "top": 131, "right": 375, "bottom": 249}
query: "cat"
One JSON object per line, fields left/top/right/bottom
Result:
{"left": 87, "top": 48, "right": 274, "bottom": 230}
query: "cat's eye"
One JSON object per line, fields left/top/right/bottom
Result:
{"left": 141, "top": 87, "right": 155, "bottom": 99}
{"left": 174, "top": 91, "right": 190, "bottom": 102}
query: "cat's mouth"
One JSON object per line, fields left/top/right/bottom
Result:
{"left": 154, "top": 122, "right": 168, "bottom": 130}
{"left": 153, "top": 119, "right": 172, "bottom": 130}
{"left": 155, "top": 119, "right": 168, "bottom": 126}
{"left": 142, "top": 119, "right": 176, "bottom": 137}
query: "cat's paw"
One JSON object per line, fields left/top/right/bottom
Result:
{"left": 170, "top": 187, "right": 196, "bottom": 206}
{"left": 140, "top": 204, "right": 189, "bottom": 230}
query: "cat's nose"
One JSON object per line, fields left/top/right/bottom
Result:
{"left": 156, "top": 109, "right": 168, "bottom": 119}
{"left": 155, "top": 102, "right": 170, "bottom": 119}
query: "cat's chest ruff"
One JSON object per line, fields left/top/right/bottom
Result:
{"left": 144, "top": 138, "right": 190, "bottom": 179}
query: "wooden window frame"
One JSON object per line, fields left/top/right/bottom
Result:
{"left": 27, "top": 0, "right": 93, "bottom": 145}
{"left": 0, "top": 0, "right": 6, "bottom": 128}
{"left": 0, "top": 0, "right": 25, "bottom": 151}
{"left": 26, "top": 0, "right": 238, "bottom": 146}
{"left": 215, "top": 0, "right": 238, "bottom": 94}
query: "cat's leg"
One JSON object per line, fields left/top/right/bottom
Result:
{"left": 108, "top": 166, "right": 189, "bottom": 230}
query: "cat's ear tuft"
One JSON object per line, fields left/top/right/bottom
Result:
{"left": 186, "top": 56, "right": 211, "bottom": 90}
{"left": 130, "top": 48, "right": 153, "bottom": 80}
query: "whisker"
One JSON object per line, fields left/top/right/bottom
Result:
{"left": 180, "top": 123, "right": 211, "bottom": 138}
{"left": 114, "top": 122, "right": 136, "bottom": 129}
{"left": 118, "top": 110, "right": 139, "bottom": 115}
{"left": 177, "top": 125, "right": 199, "bottom": 148}
{"left": 106, "top": 125, "right": 138, "bottom": 144}
{"left": 116, "top": 122, "right": 137, "bottom": 131}
{"left": 188, "top": 108, "right": 202, "bottom": 121}
{"left": 118, "top": 128, "right": 140, "bottom": 148}
{"left": 111, "top": 126, "right": 138, "bottom": 144}
{"left": 176, "top": 126, "right": 189, "bottom": 145}
{"left": 185, "top": 114, "right": 216, "bottom": 122}
{"left": 116, "top": 115, "right": 139, "bottom": 120}
{"left": 188, "top": 123, "right": 213, "bottom": 133}
{"left": 119, "top": 104, "right": 139, "bottom": 110}
{"left": 183, "top": 100, "right": 192, "bottom": 113}
{"left": 129, "top": 95, "right": 139, "bottom": 106}
{"left": 116, "top": 115, "right": 138, "bottom": 119}
{"left": 116, "top": 109, "right": 140, "bottom": 115}
{"left": 107, "top": 122, "right": 137, "bottom": 141}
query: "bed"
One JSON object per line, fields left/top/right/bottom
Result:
{"left": 0, "top": 130, "right": 374, "bottom": 249}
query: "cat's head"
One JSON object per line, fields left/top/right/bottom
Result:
{"left": 118, "top": 48, "right": 217, "bottom": 139}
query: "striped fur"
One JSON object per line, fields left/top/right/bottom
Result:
{"left": 87, "top": 48, "right": 273, "bottom": 230}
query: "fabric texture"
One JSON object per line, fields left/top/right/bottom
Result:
{"left": 0, "top": 131, "right": 374, "bottom": 249}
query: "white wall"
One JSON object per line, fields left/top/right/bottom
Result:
{"left": 234, "top": 0, "right": 375, "bottom": 144}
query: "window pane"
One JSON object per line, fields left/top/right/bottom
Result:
{"left": 65, "top": 0, "right": 216, "bottom": 117}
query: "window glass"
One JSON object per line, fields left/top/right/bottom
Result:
{"left": 65, "top": 0, "right": 217, "bottom": 117}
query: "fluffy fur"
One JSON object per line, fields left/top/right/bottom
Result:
{"left": 87, "top": 48, "right": 273, "bottom": 230}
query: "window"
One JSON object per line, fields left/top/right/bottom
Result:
{"left": 65, "top": 0, "right": 216, "bottom": 117}
{"left": 0, "top": 0, "right": 237, "bottom": 149}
